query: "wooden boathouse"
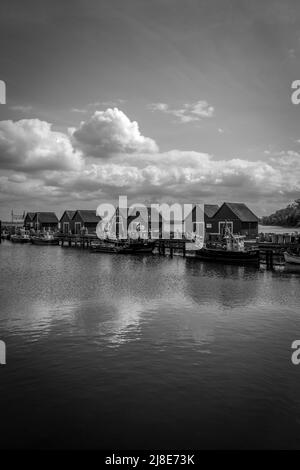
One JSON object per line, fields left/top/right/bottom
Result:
{"left": 59, "top": 210, "right": 76, "bottom": 234}
{"left": 24, "top": 212, "right": 36, "bottom": 230}
{"left": 71, "top": 210, "right": 101, "bottom": 234}
{"left": 32, "top": 212, "right": 59, "bottom": 232}
{"left": 205, "top": 202, "right": 259, "bottom": 239}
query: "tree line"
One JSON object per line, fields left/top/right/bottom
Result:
{"left": 261, "top": 199, "right": 300, "bottom": 227}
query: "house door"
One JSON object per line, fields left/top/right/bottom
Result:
{"left": 75, "top": 222, "right": 81, "bottom": 234}
{"left": 63, "top": 222, "right": 69, "bottom": 234}
{"left": 219, "top": 221, "right": 233, "bottom": 236}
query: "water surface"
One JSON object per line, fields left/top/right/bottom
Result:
{"left": 0, "top": 241, "right": 300, "bottom": 449}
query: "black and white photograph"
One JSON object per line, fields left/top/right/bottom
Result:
{"left": 1, "top": 0, "right": 300, "bottom": 454}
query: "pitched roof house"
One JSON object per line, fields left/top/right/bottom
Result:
{"left": 59, "top": 210, "right": 76, "bottom": 234}
{"left": 24, "top": 212, "right": 36, "bottom": 229}
{"left": 206, "top": 202, "right": 259, "bottom": 239}
{"left": 72, "top": 210, "right": 101, "bottom": 234}
{"left": 32, "top": 212, "right": 59, "bottom": 231}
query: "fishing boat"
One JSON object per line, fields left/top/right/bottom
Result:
{"left": 90, "top": 239, "right": 126, "bottom": 253}
{"left": 10, "top": 229, "right": 31, "bottom": 243}
{"left": 91, "top": 238, "right": 156, "bottom": 254}
{"left": 124, "top": 239, "right": 156, "bottom": 253}
{"left": 195, "top": 223, "right": 260, "bottom": 264}
{"left": 1, "top": 231, "right": 10, "bottom": 240}
{"left": 284, "top": 251, "right": 300, "bottom": 265}
{"left": 31, "top": 232, "right": 59, "bottom": 245}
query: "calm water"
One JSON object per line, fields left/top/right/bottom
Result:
{"left": 1, "top": 241, "right": 300, "bottom": 449}
{"left": 259, "top": 224, "right": 299, "bottom": 234}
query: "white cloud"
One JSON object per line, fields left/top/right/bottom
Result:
{"left": 0, "top": 119, "right": 83, "bottom": 172}
{"left": 10, "top": 105, "right": 33, "bottom": 112}
{"left": 0, "top": 110, "right": 299, "bottom": 217}
{"left": 71, "top": 108, "right": 86, "bottom": 113}
{"left": 73, "top": 108, "right": 158, "bottom": 157}
{"left": 147, "top": 103, "right": 169, "bottom": 112}
{"left": 148, "top": 100, "right": 214, "bottom": 123}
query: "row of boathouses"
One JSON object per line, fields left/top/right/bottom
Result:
{"left": 21, "top": 203, "right": 259, "bottom": 239}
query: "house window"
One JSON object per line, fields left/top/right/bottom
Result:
{"left": 206, "top": 223, "right": 212, "bottom": 229}
{"left": 63, "top": 222, "right": 69, "bottom": 234}
{"left": 75, "top": 222, "right": 81, "bottom": 234}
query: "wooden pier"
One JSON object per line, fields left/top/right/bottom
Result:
{"left": 2, "top": 227, "right": 300, "bottom": 268}
{"left": 56, "top": 234, "right": 188, "bottom": 256}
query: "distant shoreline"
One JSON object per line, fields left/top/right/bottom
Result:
{"left": 259, "top": 224, "right": 299, "bottom": 234}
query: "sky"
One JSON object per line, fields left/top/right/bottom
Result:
{"left": 0, "top": 0, "right": 300, "bottom": 219}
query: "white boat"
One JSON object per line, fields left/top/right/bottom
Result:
{"left": 284, "top": 251, "right": 300, "bottom": 265}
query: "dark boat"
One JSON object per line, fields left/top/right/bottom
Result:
{"left": 91, "top": 238, "right": 155, "bottom": 254}
{"left": 195, "top": 246, "right": 260, "bottom": 264}
{"left": 90, "top": 240, "right": 125, "bottom": 253}
{"left": 10, "top": 229, "right": 31, "bottom": 244}
{"left": 196, "top": 225, "right": 260, "bottom": 264}
{"left": 1, "top": 231, "right": 11, "bottom": 240}
{"left": 123, "top": 239, "right": 156, "bottom": 253}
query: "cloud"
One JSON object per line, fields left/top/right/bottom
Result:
{"left": 0, "top": 109, "right": 299, "bottom": 217}
{"left": 147, "top": 103, "right": 169, "bottom": 112}
{"left": 72, "top": 108, "right": 158, "bottom": 157}
{"left": 89, "top": 99, "right": 126, "bottom": 108}
{"left": 148, "top": 100, "right": 214, "bottom": 123}
{"left": 10, "top": 105, "right": 33, "bottom": 112}
{"left": 0, "top": 119, "right": 83, "bottom": 172}
{"left": 71, "top": 108, "right": 86, "bottom": 113}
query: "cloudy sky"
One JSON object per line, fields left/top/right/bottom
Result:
{"left": 0, "top": 0, "right": 300, "bottom": 219}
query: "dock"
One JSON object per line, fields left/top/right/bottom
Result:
{"left": 2, "top": 226, "right": 300, "bottom": 268}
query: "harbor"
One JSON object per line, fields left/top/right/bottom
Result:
{"left": 1, "top": 207, "right": 300, "bottom": 268}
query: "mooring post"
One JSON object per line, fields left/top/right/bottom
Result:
{"left": 270, "top": 250, "right": 274, "bottom": 269}
{"left": 266, "top": 250, "right": 270, "bottom": 268}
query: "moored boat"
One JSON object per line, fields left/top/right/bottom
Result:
{"left": 284, "top": 251, "right": 300, "bottom": 265}
{"left": 90, "top": 240, "right": 125, "bottom": 253}
{"left": 196, "top": 223, "right": 260, "bottom": 264}
{"left": 10, "top": 229, "right": 31, "bottom": 243}
{"left": 195, "top": 246, "right": 260, "bottom": 264}
{"left": 1, "top": 231, "right": 11, "bottom": 240}
{"left": 31, "top": 232, "right": 59, "bottom": 245}
{"left": 91, "top": 238, "right": 156, "bottom": 254}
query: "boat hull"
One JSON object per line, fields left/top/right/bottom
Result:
{"left": 90, "top": 244, "right": 123, "bottom": 253}
{"left": 10, "top": 236, "right": 31, "bottom": 243}
{"left": 91, "top": 240, "right": 155, "bottom": 254}
{"left": 31, "top": 237, "right": 59, "bottom": 245}
{"left": 195, "top": 247, "right": 260, "bottom": 264}
{"left": 284, "top": 252, "right": 300, "bottom": 265}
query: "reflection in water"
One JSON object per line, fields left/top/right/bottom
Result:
{"left": 1, "top": 241, "right": 300, "bottom": 449}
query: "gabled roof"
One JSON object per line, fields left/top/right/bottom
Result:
{"left": 24, "top": 212, "right": 36, "bottom": 221}
{"left": 60, "top": 210, "right": 76, "bottom": 221}
{"left": 215, "top": 202, "right": 259, "bottom": 222}
{"left": 73, "top": 210, "right": 100, "bottom": 223}
{"left": 204, "top": 204, "right": 219, "bottom": 218}
{"left": 33, "top": 212, "right": 59, "bottom": 223}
